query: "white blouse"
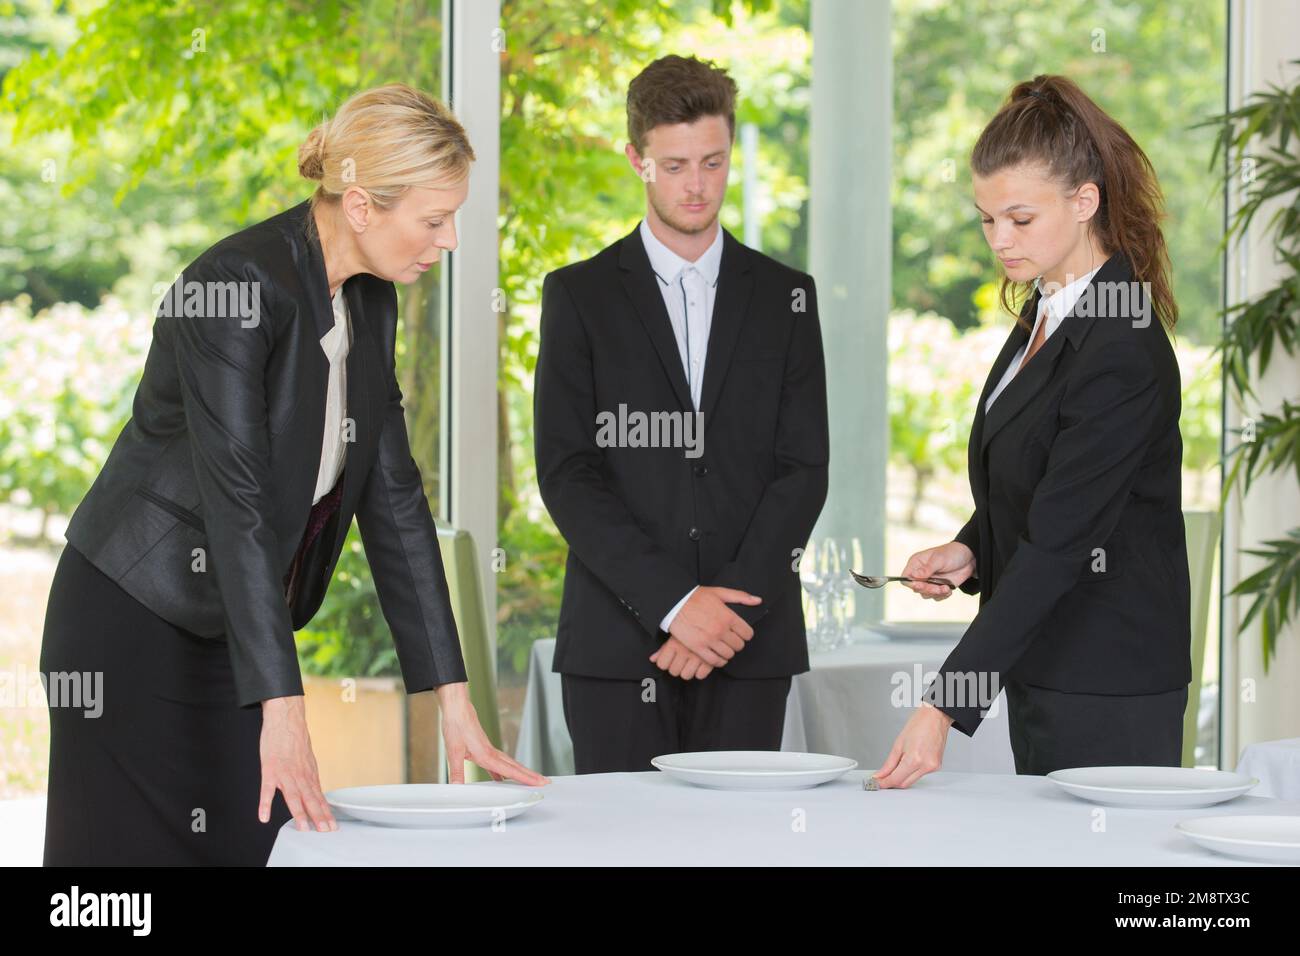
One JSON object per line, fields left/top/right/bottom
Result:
{"left": 984, "top": 264, "right": 1102, "bottom": 413}
{"left": 312, "top": 287, "right": 351, "bottom": 504}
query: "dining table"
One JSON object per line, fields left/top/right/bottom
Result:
{"left": 267, "top": 768, "right": 1299, "bottom": 866}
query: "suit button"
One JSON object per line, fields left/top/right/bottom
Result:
{"left": 693, "top": 464, "right": 708, "bottom": 476}
{"left": 688, "top": 527, "right": 701, "bottom": 541}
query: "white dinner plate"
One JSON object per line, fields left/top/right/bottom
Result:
{"left": 1175, "top": 815, "right": 1300, "bottom": 863}
{"left": 651, "top": 751, "right": 858, "bottom": 790}
{"left": 1047, "top": 766, "right": 1257, "bottom": 808}
{"left": 325, "top": 783, "right": 544, "bottom": 828}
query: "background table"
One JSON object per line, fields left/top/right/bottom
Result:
{"left": 514, "top": 627, "right": 1015, "bottom": 776}
{"left": 270, "top": 769, "right": 1297, "bottom": 866}
{"left": 1236, "top": 738, "right": 1300, "bottom": 800}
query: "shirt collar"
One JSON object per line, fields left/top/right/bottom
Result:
{"left": 1033, "top": 263, "right": 1102, "bottom": 332}
{"left": 639, "top": 217, "right": 723, "bottom": 288}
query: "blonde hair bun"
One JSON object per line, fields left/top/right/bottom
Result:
{"left": 298, "top": 84, "right": 475, "bottom": 210}
{"left": 297, "top": 123, "right": 328, "bottom": 181}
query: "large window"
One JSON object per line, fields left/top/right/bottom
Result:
{"left": 493, "top": 0, "right": 813, "bottom": 749}
{"left": 885, "top": 0, "right": 1226, "bottom": 766}
{"left": 0, "top": 0, "right": 448, "bottom": 797}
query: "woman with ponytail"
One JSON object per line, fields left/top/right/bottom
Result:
{"left": 874, "top": 75, "right": 1191, "bottom": 785}
{"left": 41, "top": 83, "right": 547, "bottom": 865}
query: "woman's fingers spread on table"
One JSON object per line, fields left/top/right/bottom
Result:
{"left": 300, "top": 778, "right": 337, "bottom": 831}
{"left": 258, "top": 776, "right": 277, "bottom": 824}
{"left": 279, "top": 780, "right": 311, "bottom": 830}
{"left": 873, "top": 741, "right": 904, "bottom": 782}
{"left": 875, "top": 761, "right": 914, "bottom": 789}
{"left": 897, "top": 767, "right": 932, "bottom": 789}
{"left": 881, "top": 752, "right": 940, "bottom": 789}
{"left": 875, "top": 749, "right": 922, "bottom": 788}
{"left": 447, "top": 749, "right": 467, "bottom": 784}
{"left": 476, "top": 748, "right": 549, "bottom": 786}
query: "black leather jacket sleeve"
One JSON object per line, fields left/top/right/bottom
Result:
{"left": 171, "top": 252, "right": 304, "bottom": 708}
{"left": 353, "top": 284, "right": 469, "bottom": 691}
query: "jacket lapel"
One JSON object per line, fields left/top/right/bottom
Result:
{"left": 286, "top": 199, "right": 383, "bottom": 556}
{"left": 698, "top": 229, "right": 754, "bottom": 429}
{"left": 296, "top": 200, "right": 339, "bottom": 342}
{"left": 617, "top": 226, "right": 693, "bottom": 414}
{"left": 324, "top": 277, "right": 380, "bottom": 558}
{"left": 978, "top": 251, "right": 1130, "bottom": 457}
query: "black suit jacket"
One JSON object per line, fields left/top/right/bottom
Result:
{"left": 928, "top": 251, "right": 1192, "bottom": 736}
{"left": 534, "top": 224, "right": 829, "bottom": 679}
{"left": 64, "top": 200, "right": 468, "bottom": 708}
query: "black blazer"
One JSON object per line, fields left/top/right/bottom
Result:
{"left": 929, "top": 250, "right": 1192, "bottom": 736}
{"left": 534, "top": 224, "right": 829, "bottom": 679}
{"left": 63, "top": 200, "right": 467, "bottom": 708}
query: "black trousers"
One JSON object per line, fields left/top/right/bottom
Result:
{"left": 40, "top": 544, "right": 293, "bottom": 866}
{"left": 561, "top": 670, "right": 792, "bottom": 774}
{"left": 1004, "top": 677, "right": 1187, "bottom": 775}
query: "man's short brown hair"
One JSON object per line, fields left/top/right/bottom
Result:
{"left": 626, "top": 54, "right": 738, "bottom": 153}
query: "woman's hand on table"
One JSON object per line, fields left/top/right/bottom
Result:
{"left": 259, "top": 695, "right": 338, "bottom": 832}
{"left": 870, "top": 702, "right": 955, "bottom": 789}
{"left": 901, "top": 542, "right": 976, "bottom": 600}
{"left": 650, "top": 636, "right": 714, "bottom": 680}
{"left": 437, "top": 682, "right": 550, "bottom": 786}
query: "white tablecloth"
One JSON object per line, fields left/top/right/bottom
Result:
{"left": 268, "top": 769, "right": 1295, "bottom": 866}
{"left": 514, "top": 628, "right": 1014, "bottom": 776}
{"left": 1237, "top": 738, "right": 1300, "bottom": 800}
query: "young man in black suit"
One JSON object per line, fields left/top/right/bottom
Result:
{"left": 534, "top": 54, "right": 829, "bottom": 773}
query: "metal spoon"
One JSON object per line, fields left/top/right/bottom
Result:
{"left": 849, "top": 569, "right": 956, "bottom": 589}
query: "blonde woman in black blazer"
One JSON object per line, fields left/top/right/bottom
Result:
{"left": 873, "top": 75, "right": 1191, "bottom": 787}
{"left": 40, "top": 84, "right": 546, "bottom": 866}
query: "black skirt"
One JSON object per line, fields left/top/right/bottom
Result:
{"left": 40, "top": 544, "right": 293, "bottom": 866}
{"left": 1004, "top": 677, "right": 1187, "bottom": 775}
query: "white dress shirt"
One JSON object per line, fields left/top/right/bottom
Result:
{"left": 638, "top": 218, "right": 724, "bottom": 633}
{"left": 984, "top": 264, "right": 1102, "bottom": 412}
{"left": 313, "top": 286, "right": 351, "bottom": 505}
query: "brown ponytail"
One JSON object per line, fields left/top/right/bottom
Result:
{"left": 971, "top": 74, "right": 1178, "bottom": 331}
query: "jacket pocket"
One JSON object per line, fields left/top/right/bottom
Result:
{"left": 134, "top": 487, "right": 206, "bottom": 532}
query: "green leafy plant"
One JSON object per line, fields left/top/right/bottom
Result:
{"left": 1200, "top": 61, "right": 1300, "bottom": 669}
